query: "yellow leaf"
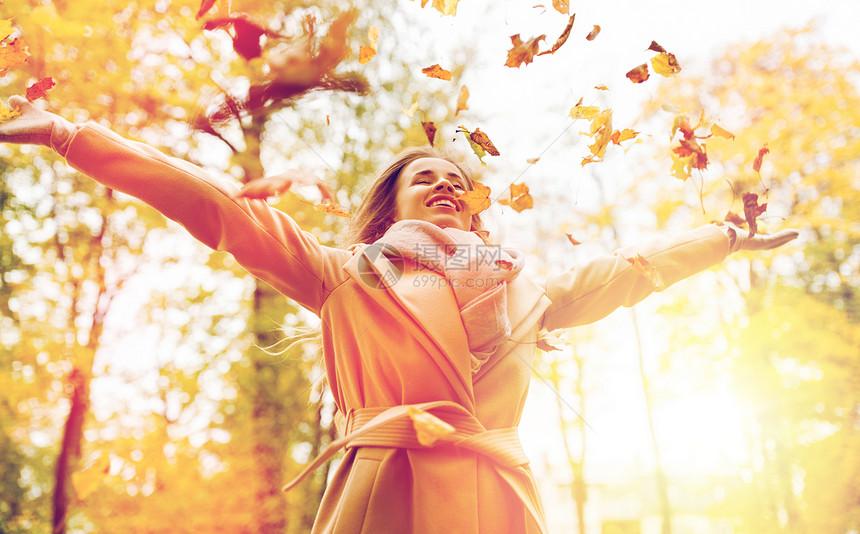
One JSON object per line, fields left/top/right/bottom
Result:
{"left": 432, "top": 0, "right": 459, "bottom": 16}
{"left": 651, "top": 52, "right": 681, "bottom": 77}
{"left": 670, "top": 152, "right": 692, "bottom": 180}
{"left": 457, "top": 180, "right": 492, "bottom": 214}
{"left": 570, "top": 102, "right": 600, "bottom": 120}
{"left": 0, "top": 38, "right": 30, "bottom": 76}
{"left": 455, "top": 85, "right": 469, "bottom": 116}
{"left": 551, "top": 0, "right": 569, "bottom": 14}
{"left": 0, "top": 19, "right": 14, "bottom": 41}
{"left": 314, "top": 202, "right": 352, "bottom": 217}
{"left": 401, "top": 101, "right": 419, "bottom": 117}
{"left": 498, "top": 183, "right": 534, "bottom": 212}
{"left": 407, "top": 406, "right": 455, "bottom": 446}
{"left": 0, "top": 102, "right": 21, "bottom": 122}
{"left": 358, "top": 46, "right": 376, "bottom": 64}
{"left": 711, "top": 123, "right": 735, "bottom": 140}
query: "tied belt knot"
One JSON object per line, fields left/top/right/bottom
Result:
{"left": 282, "top": 401, "right": 529, "bottom": 493}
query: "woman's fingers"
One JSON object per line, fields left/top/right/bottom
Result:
{"left": 235, "top": 170, "right": 335, "bottom": 202}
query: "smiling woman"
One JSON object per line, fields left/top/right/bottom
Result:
{"left": 0, "top": 96, "right": 797, "bottom": 534}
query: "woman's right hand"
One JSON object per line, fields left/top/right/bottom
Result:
{"left": 0, "top": 96, "right": 74, "bottom": 150}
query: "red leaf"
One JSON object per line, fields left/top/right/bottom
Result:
{"left": 626, "top": 63, "right": 650, "bottom": 83}
{"left": 26, "top": 77, "right": 56, "bottom": 102}
{"left": 753, "top": 144, "right": 769, "bottom": 173}
{"left": 422, "top": 121, "right": 437, "bottom": 146}
{"left": 196, "top": 0, "right": 217, "bottom": 19}
{"left": 742, "top": 192, "right": 767, "bottom": 237}
{"left": 647, "top": 40, "right": 667, "bottom": 53}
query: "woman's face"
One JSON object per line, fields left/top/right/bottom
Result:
{"left": 393, "top": 157, "right": 472, "bottom": 231}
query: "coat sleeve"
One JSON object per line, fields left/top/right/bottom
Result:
{"left": 62, "top": 122, "right": 350, "bottom": 315}
{"left": 541, "top": 225, "right": 730, "bottom": 331}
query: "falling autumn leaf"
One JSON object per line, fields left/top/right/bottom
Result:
{"left": 407, "top": 406, "right": 455, "bottom": 446}
{"left": 647, "top": 41, "right": 667, "bottom": 53}
{"left": 498, "top": 183, "right": 534, "bottom": 212}
{"left": 753, "top": 144, "right": 769, "bottom": 173}
{"left": 457, "top": 180, "right": 492, "bottom": 214}
{"left": 0, "top": 102, "right": 21, "bottom": 122}
{"left": 0, "top": 38, "right": 29, "bottom": 76}
{"left": 203, "top": 15, "right": 282, "bottom": 60}
{"left": 537, "top": 13, "right": 575, "bottom": 57}
{"left": 610, "top": 128, "right": 639, "bottom": 145}
{"left": 670, "top": 153, "right": 692, "bottom": 180}
{"left": 526, "top": 157, "right": 540, "bottom": 164}
{"left": 0, "top": 19, "right": 14, "bottom": 41}
{"left": 565, "top": 233, "right": 581, "bottom": 246}
{"left": 626, "top": 63, "right": 649, "bottom": 83}
{"left": 626, "top": 254, "right": 664, "bottom": 289}
{"left": 26, "top": 77, "right": 55, "bottom": 102}
{"left": 586, "top": 25, "right": 601, "bottom": 41}
{"left": 594, "top": 84, "right": 609, "bottom": 91}
{"left": 421, "top": 63, "right": 452, "bottom": 81}
{"left": 315, "top": 201, "right": 352, "bottom": 217}
{"left": 422, "top": 121, "right": 437, "bottom": 146}
{"left": 742, "top": 192, "right": 767, "bottom": 237}
{"left": 651, "top": 52, "right": 681, "bottom": 77}
{"left": 711, "top": 123, "right": 735, "bottom": 140}
{"left": 569, "top": 99, "right": 600, "bottom": 120}
{"left": 552, "top": 0, "right": 569, "bottom": 14}
{"left": 401, "top": 101, "right": 419, "bottom": 117}
{"left": 505, "top": 34, "right": 546, "bottom": 68}
{"left": 359, "top": 26, "right": 379, "bottom": 64}
{"left": 456, "top": 85, "right": 469, "bottom": 116}
{"left": 469, "top": 128, "right": 500, "bottom": 156}
{"left": 724, "top": 211, "right": 747, "bottom": 227}
{"left": 196, "top": 0, "right": 217, "bottom": 19}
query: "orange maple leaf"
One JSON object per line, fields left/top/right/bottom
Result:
{"left": 498, "top": 183, "right": 534, "bottom": 212}
{"left": 455, "top": 85, "right": 469, "bottom": 116}
{"left": 0, "top": 38, "right": 29, "bottom": 76}
{"left": 626, "top": 63, "right": 649, "bottom": 83}
{"left": 469, "top": 127, "right": 500, "bottom": 156}
{"left": 421, "top": 63, "right": 452, "bottom": 81}
{"left": 457, "top": 181, "right": 492, "bottom": 214}
{"left": 505, "top": 34, "right": 546, "bottom": 68}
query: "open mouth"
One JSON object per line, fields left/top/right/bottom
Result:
{"left": 427, "top": 197, "right": 459, "bottom": 211}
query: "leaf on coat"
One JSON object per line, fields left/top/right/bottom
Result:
{"left": 537, "top": 13, "right": 575, "bottom": 57}
{"left": 753, "top": 144, "right": 769, "bottom": 173}
{"left": 651, "top": 52, "right": 681, "bottom": 77}
{"left": 26, "top": 77, "right": 55, "bottom": 102}
{"left": 422, "top": 63, "right": 452, "bottom": 81}
{"left": 407, "top": 406, "right": 455, "bottom": 446}
{"left": 455, "top": 85, "right": 469, "bottom": 116}
{"left": 457, "top": 180, "right": 492, "bottom": 214}
{"left": 626, "top": 63, "right": 650, "bottom": 83}
{"left": 505, "top": 34, "right": 546, "bottom": 68}
{"left": 0, "top": 38, "right": 29, "bottom": 76}
{"left": 586, "top": 25, "right": 601, "bottom": 41}
{"left": 421, "top": 121, "right": 437, "bottom": 146}
{"left": 498, "top": 183, "right": 534, "bottom": 212}
{"left": 626, "top": 254, "right": 664, "bottom": 290}
{"left": 742, "top": 192, "right": 767, "bottom": 237}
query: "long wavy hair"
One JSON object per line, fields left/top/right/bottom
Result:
{"left": 345, "top": 146, "right": 484, "bottom": 246}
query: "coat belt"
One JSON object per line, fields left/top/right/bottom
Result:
{"left": 282, "top": 400, "right": 547, "bottom": 532}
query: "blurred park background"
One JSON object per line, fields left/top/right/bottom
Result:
{"left": 1, "top": 0, "right": 858, "bottom": 532}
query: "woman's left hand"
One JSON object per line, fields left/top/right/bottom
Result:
{"left": 727, "top": 224, "right": 799, "bottom": 253}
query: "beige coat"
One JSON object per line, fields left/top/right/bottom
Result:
{"left": 63, "top": 123, "right": 730, "bottom": 533}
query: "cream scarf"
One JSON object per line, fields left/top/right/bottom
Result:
{"left": 377, "top": 220, "right": 524, "bottom": 373}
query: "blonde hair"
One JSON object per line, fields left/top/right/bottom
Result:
{"left": 345, "top": 146, "right": 484, "bottom": 246}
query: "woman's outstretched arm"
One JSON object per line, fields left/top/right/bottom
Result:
{"left": 541, "top": 224, "right": 797, "bottom": 331}
{"left": 0, "top": 96, "right": 349, "bottom": 314}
